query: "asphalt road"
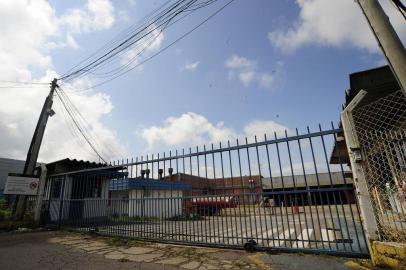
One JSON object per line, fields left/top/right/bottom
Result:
{"left": 0, "top": 231, "right": 181, "bottom": 270}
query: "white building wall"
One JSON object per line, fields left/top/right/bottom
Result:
{"left": 81, "top": 178, "right": 109, "bottom": 219}
{"left": 47, "top": 177, "right": 109, "bottom": 221}
{"left": 109, "top": 191, "right": 129, "bottom": 216}
{"left": 47, "top": 176, "right": 72, "bottom": 222}
{"left": 128, "top": 189, "right": 183, "bottom": 218}
{"left": 82, "top": 199, "right": 109, "bottom": 218}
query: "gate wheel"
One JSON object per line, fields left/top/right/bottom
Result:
{"left": 244, "top": 239, "right": 257, "bottom": 252}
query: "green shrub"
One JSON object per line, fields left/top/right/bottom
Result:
{"left": 0, "top": 202, "right": 38, "bottom": 231}
{"left": 0, "top": 208, "right": 11, "bottom": 222}
{"left": 0, "top": 198, "right": 6, "bottom": 208}
{"left": 166, "top": 213, "right": 203, "bottom": 221}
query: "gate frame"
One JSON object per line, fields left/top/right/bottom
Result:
{"left": 341, "top": 89, "right": 379, "bottom": 252}
{"left": 40, "top": 128, "right": 370, "bottom": 258}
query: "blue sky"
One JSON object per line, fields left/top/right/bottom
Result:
{"left": 0, "top": 0, "right": 404, "bottom": 162}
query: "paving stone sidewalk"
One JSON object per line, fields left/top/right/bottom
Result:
{"left": 0, "top": 231, "right": 378, "bottom": 270}
{"left": 48, "top": 233, "right": 258, "bottom": 270}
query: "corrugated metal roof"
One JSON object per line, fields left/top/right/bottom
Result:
{"left": 45, "top": 158, "right": 126, "bottom": 176}
{"left": 46, "top": 158, "right": 106, "bottom": 168}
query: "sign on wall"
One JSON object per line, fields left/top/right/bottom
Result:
{"left": 4, "top": 175, "right": 39, "bottom": 195}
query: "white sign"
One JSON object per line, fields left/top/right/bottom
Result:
{"left": 4, "top": 175, "right": 39, "bottom": 195}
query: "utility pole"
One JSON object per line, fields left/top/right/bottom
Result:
{"left": 357, "top": 0, "right": 406, "bottom": 95}
{"left": 14, "top": 78, "right": 58, "bottom": 220}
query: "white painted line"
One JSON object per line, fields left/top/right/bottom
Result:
{"left": 258, "top": 228, "right": 279, "bottom": 245}
{"left": 293, "top": 228, "right": 313, "bottom": 249}
{"left": 320, "top": 228, "right": 336, "bottom": 243}
{"left": 273, "top": 228, "right": 295, "bottom": 247}
{"left": 214, "top": 227, "right": 235, "bottom": 243}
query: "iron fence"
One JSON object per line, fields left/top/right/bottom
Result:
{"left": 352, "top": 90, "right": 406, "bottom": 242}
{"left": 40, "top": 125, "right": 369, "bottom": 257}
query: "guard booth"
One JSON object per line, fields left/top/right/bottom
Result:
{"left": 42, "top": 159, "right": 126, "bottom": 224}
{"left": 109, "top": 176, "right": 191, "bottom": 219}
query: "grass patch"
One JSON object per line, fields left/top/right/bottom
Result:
{"left": 166, "top": 214, "right": 203, "bottom": 221}
{"left": 0, "top": 220, "right": 38, "bottom": 232}
{"left": 0, "top": 199, "right": 39, "bottom": 232}
{"left": 104, "top": 236, "right": 147, "bottom": 248}
{"left": 110, "top": 215, "right": 159, "bottom": 222}
{"left": 178, "top": 247, "right": 197, "bottom": 257}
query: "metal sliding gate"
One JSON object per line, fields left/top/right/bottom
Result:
{"left": 41, "top": 125, "right": 369, "bottom": 257}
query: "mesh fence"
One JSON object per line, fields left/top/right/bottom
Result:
{"left": 352, "top": 90, "right": 406, "bottom": 242}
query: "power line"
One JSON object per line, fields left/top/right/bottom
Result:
{"left": 390, "top": 0, "right": 406, "bottom": 20}
{"left": 54, "top": 95, "right": 93, "bottom": 157}
{"left": 58, "top": 86, "right": 120, "bottom": 158}
{"left": 59, "top": 0, "right": 224, "bottom": 84}
{"left": 71, "top": 0, "right": 235, "bottom": 92}
{"left": 0, "top": 79, "right": 49, "bottom": 85}
{"left": 60, "top": 0, "right": 193, "bottom": 81}
{"left": 59, "top": 0, "right": 174, "bottom": 79}
{"left": 55, "top": 88, "right": 107, "bottom": 163}
{"left": 85, "top": 5, "right": 208, "bottom": 80}
{"left": 0, "top": 85, "right": 47, "bottom": 89}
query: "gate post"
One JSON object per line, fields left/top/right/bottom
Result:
{"left": 341, "top": 90, "right": 379, "bottom": 248}
{"left": 58, "top": 175, "right": 66, "bottom": 228}
{"left": 34, "top": 164, "right": 47, "bottom": 222}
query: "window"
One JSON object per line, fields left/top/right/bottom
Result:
{"left": 50, "top": 178, "right": 63, "bottom": 199}
{"left": 83, "top": 179, "right": 102, "bottom": 198}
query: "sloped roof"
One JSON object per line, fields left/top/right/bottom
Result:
{"left": 330, "top": 65, "right": 400, "bottom": 164}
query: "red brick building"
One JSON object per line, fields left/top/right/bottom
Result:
{"left": 210, "top": 175, "right": 262, "bottom": 203}
{"left": 164, "top": 173, "right": 262, "bottom": 203}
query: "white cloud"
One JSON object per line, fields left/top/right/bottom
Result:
{"left": 268, "top": 0, "right": 406, "bottom": 53}
{"left": 225, "top": 54, "right": 281, "bottom": 90}
{"left": 0, "top": 0, "right": 57, "bottom": 80}
{"left": 139, "top": 112, "right": 288, "bottom": 150}
{"left": 140, "top": 112, "right": 236, "bottom": 148}
{"left": 226, "top": 55, "right": 255, "bottom": 69}
{"left": 239, "top": 71, "right": 255, "bottom": 86}
{"left": 243, "top": 120, "right": 289, "bottom": 139}
{"left": 0, "top": 0, "right": 125, "bottom": 163}
{"left": 258, "top": 73, "right": 274, "bottom": 88}
{"left": 60, "top": 0, "right": 115, "bottom": 33}
{"left": 181, "top": 61, "right": 200, "bottom": 72}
